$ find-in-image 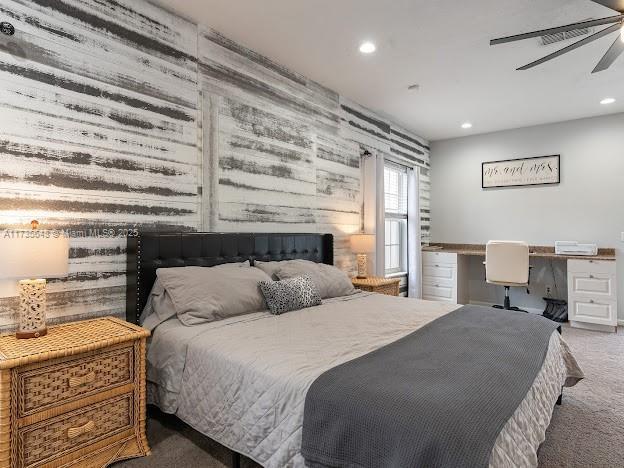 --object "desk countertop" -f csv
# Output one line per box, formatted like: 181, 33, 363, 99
422, 243, 616, 261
